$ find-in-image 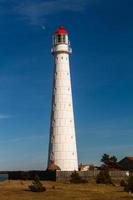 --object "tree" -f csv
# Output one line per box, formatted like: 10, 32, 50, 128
101, 154, 118, 169
29, 175, 46, 192
101, 154, 110, 166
